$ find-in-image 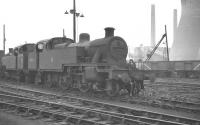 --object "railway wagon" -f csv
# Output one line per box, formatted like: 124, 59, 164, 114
136, 61, 200, 79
